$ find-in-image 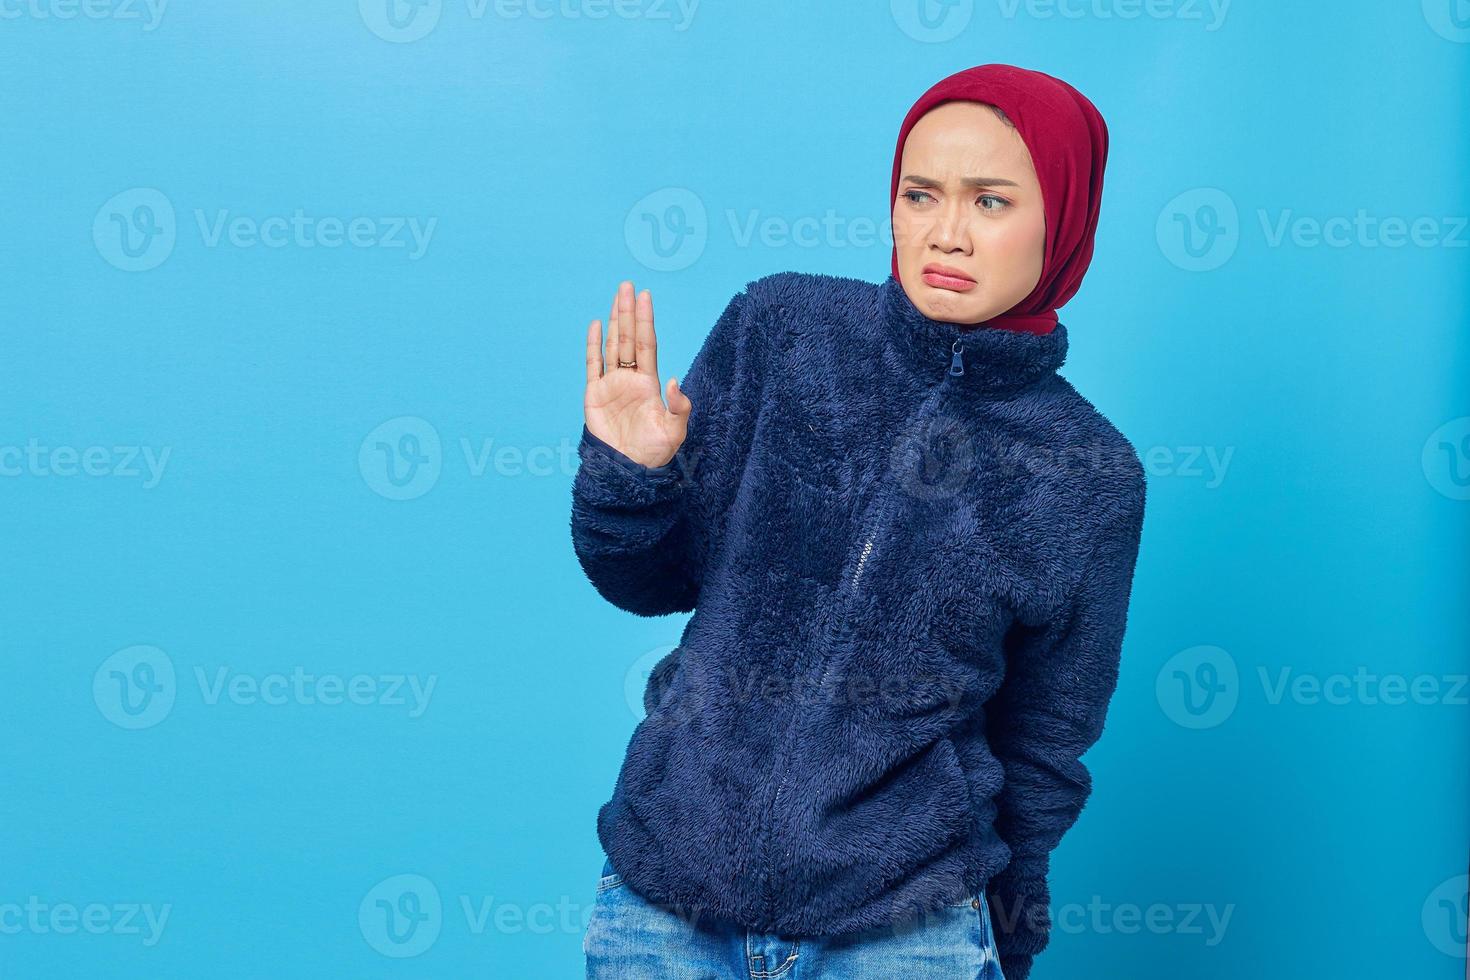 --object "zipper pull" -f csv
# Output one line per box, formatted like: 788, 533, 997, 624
949, 340, 965, 376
